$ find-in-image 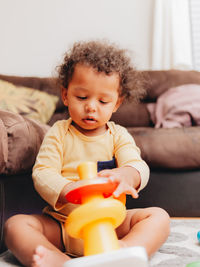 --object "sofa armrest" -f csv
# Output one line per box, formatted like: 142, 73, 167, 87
0, 110, 49, 175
